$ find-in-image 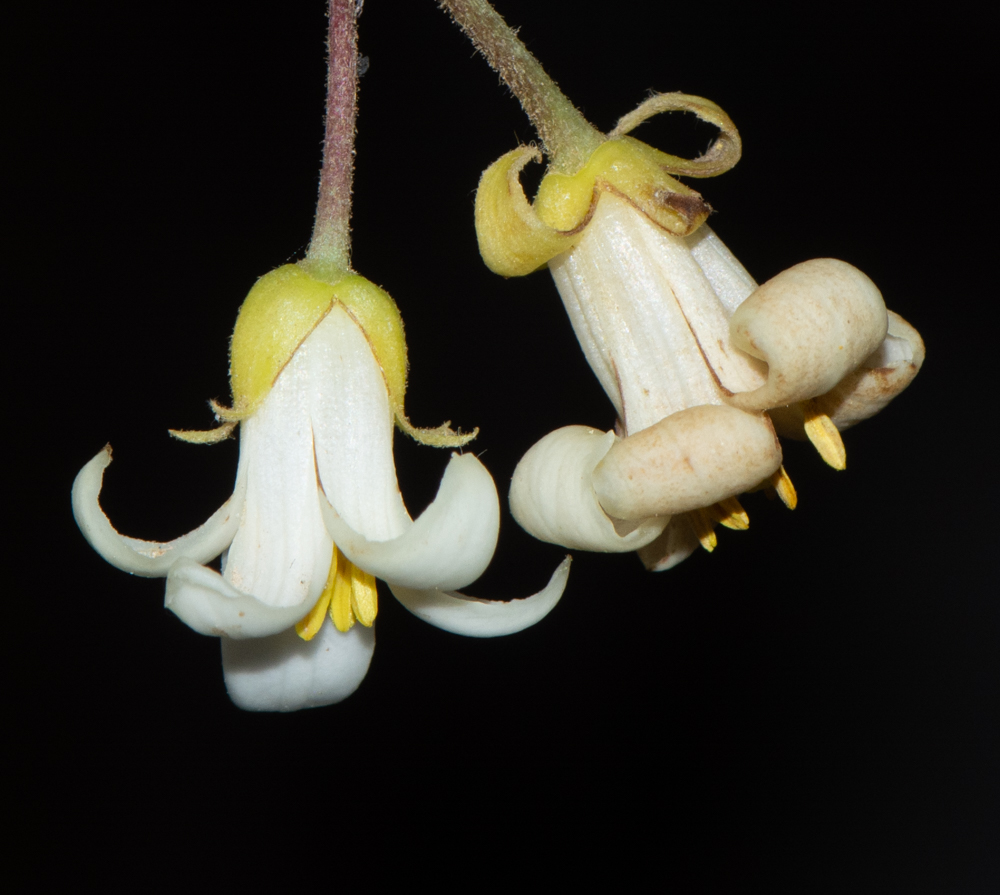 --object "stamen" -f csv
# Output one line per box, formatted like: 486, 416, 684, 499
713, 497, 749, 531
296, 546, 380, 636
690, 509, 718, 552
330, 550, 356, 632
770, 465, 798, 509
350, 566, 378, 627
803, 408, 847, 470
296, 545, 339, 641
